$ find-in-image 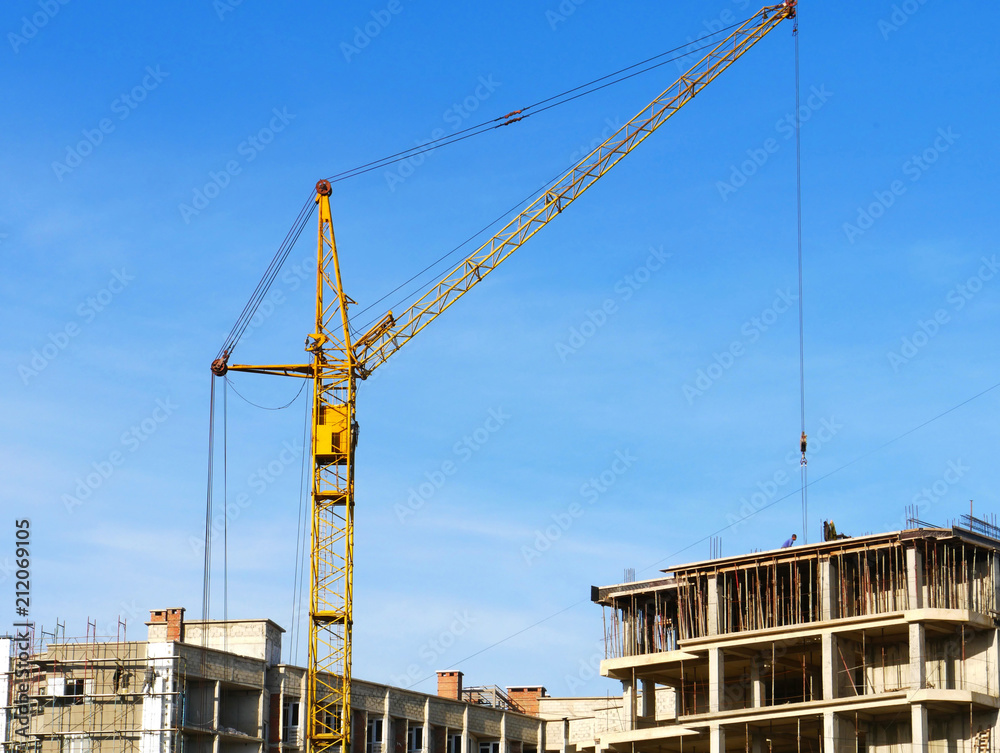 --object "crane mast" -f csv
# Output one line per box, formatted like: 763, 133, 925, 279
211, 4, 795, 753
